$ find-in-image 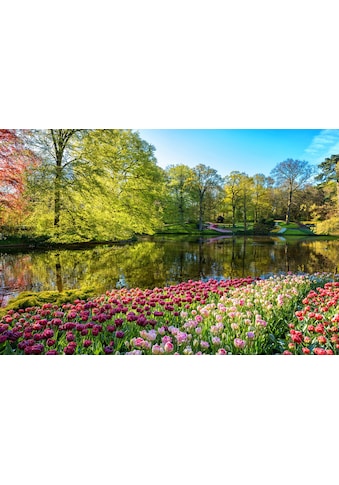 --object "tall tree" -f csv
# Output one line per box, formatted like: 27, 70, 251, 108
25, 129, 85, 237
25, 129, 165, 241
296, 184, 327, 221
0, 129, 39, 226
79, 129, 165, 239
315, 154, 339, 214
270, 159, 313, 223
238, 173, 253, 232
188, 164, 223, 230
252, 173, 273, 222
164, 164, 194, 224
224, 171, 243, 228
